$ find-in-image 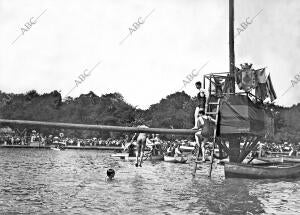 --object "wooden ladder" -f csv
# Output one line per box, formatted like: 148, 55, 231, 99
192, 98, 221, 177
